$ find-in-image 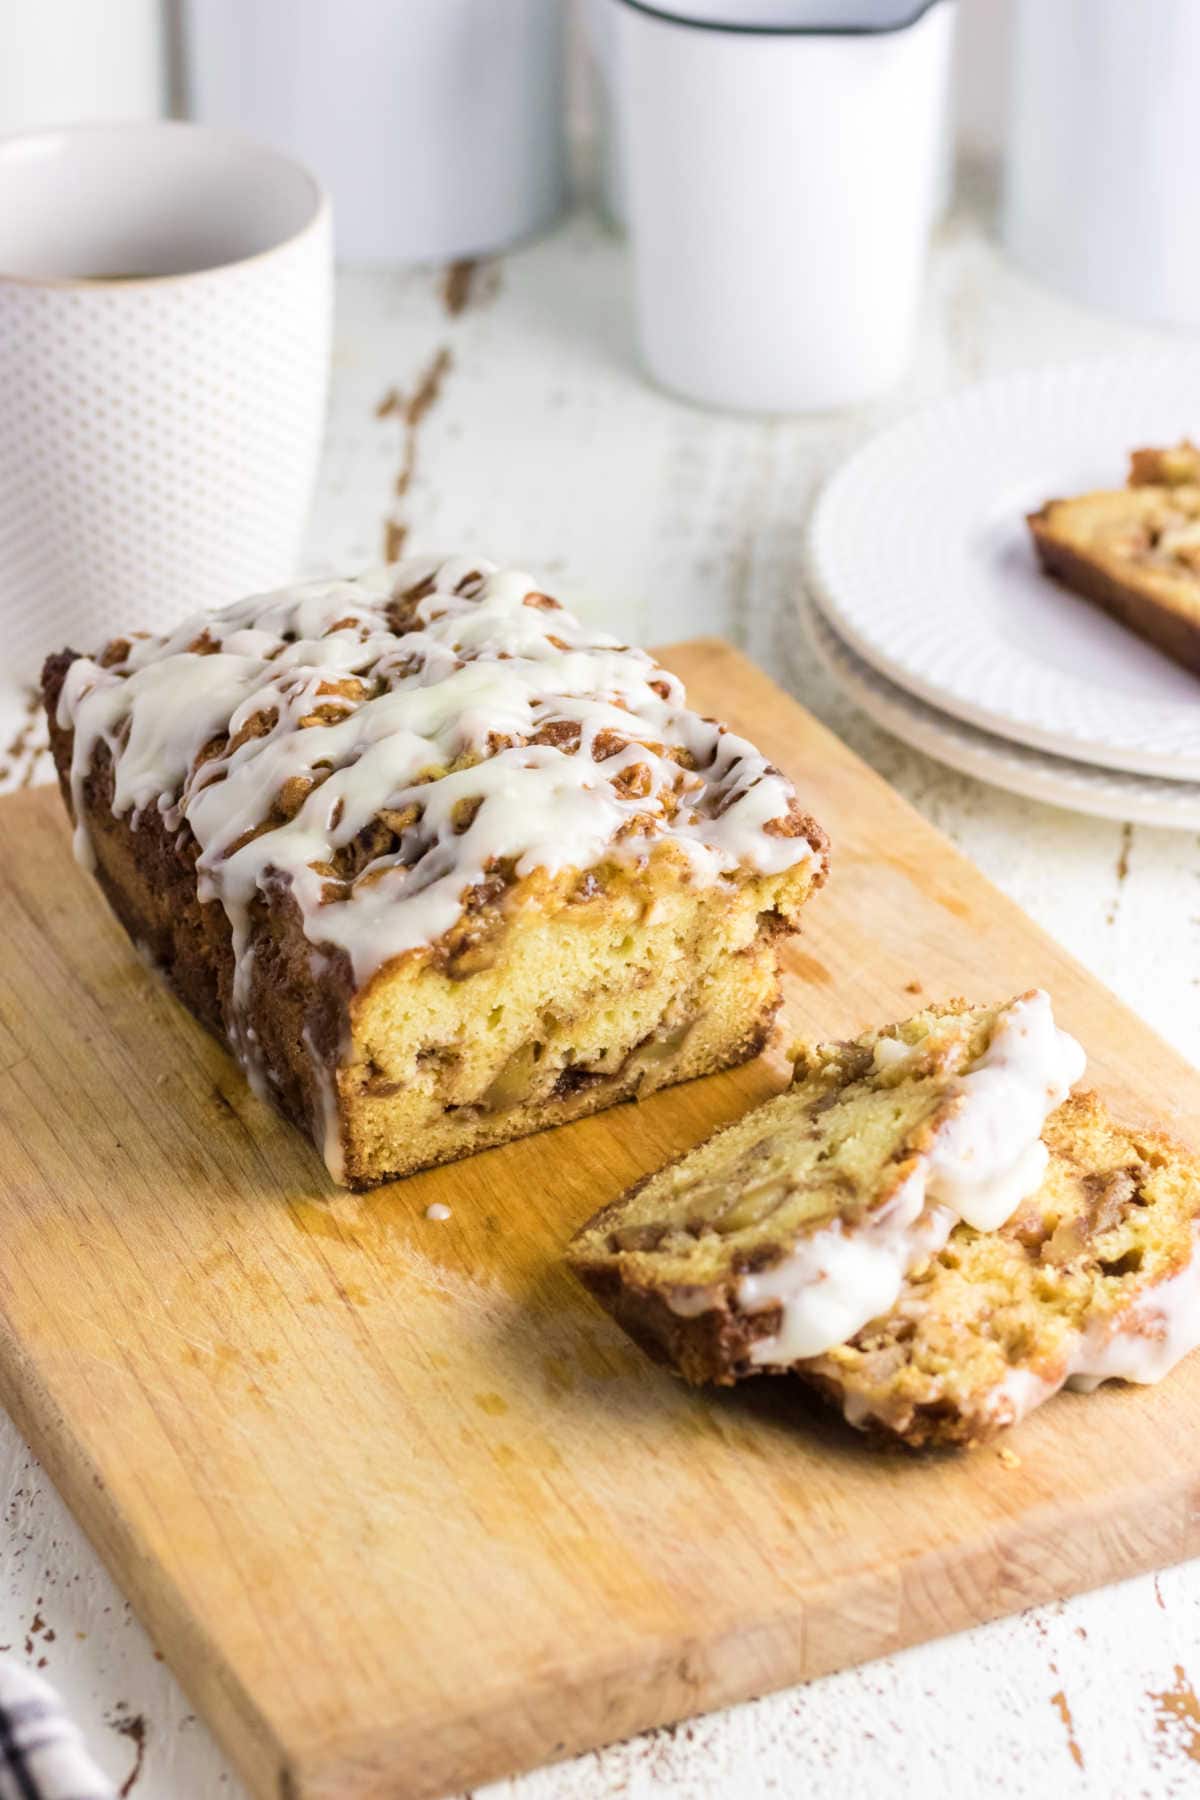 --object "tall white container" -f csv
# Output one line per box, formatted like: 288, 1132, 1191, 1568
0, 0, 165, 130
184, 0, 568, 265
586, 0, 629, 230
1003, 0, 1200, 327
615, 0, 956, 414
